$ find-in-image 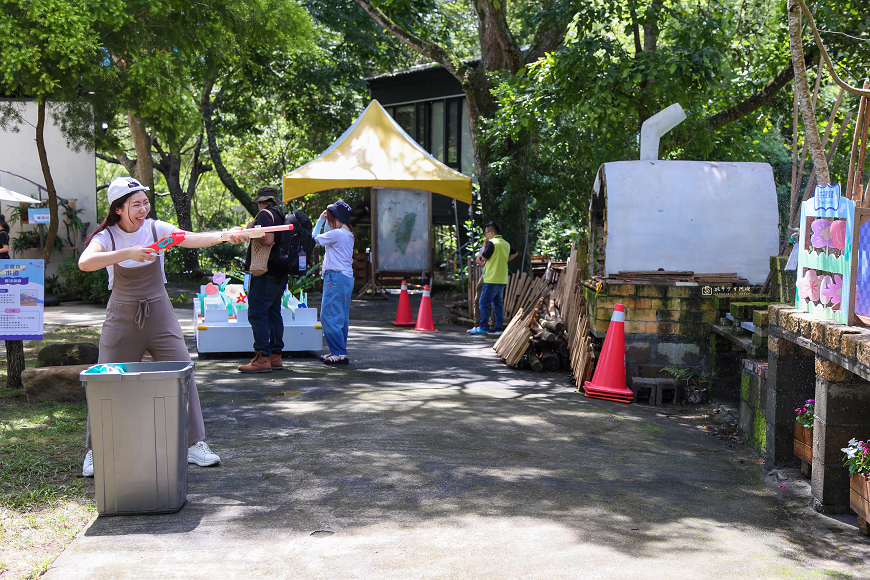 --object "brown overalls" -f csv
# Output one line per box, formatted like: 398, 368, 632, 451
85, 222, 206, 446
